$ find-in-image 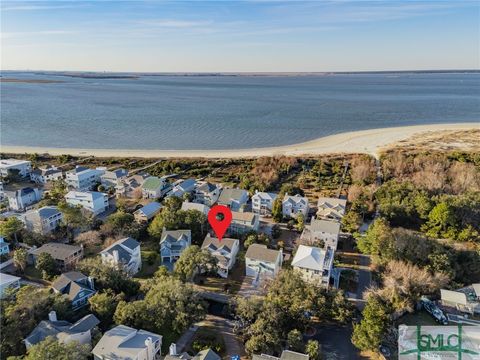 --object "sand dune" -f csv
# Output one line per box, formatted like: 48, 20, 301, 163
1, 123, 478, 159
